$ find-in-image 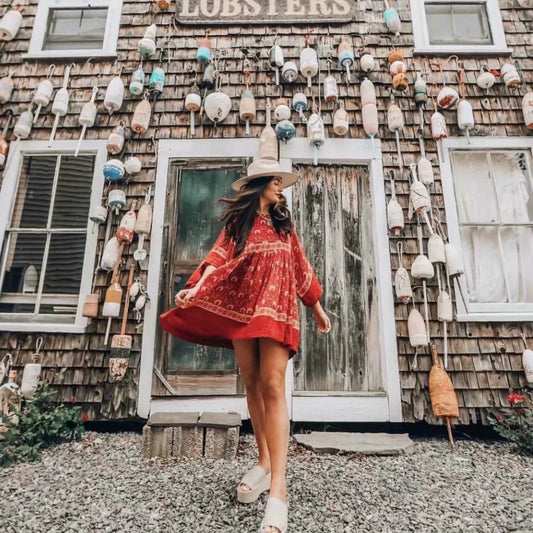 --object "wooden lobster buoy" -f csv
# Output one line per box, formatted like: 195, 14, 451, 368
0, 111, 13, 167
338, 39, 354, 82
408, 308, 427, 347
117, 201, 137, 244
501, 63, 521, 88
104, 65, 125, 114
108, 189, 126, 213
101, 236, 121, 271
270, 40, 284, 86
139, 24, 157, 58
281, 61, 298, 83
387, 172, 404, 235
0, 8, 23, 41
124, 156, 142, 175
428, 232, 445, 264
103, 159, 125, 182
522, 92, 533, 129
20, 338, 43, 398
205, 90, 232, 123
307, 111, 325, 166
32, 65, 55, 122
185, 86, 201, 137
134, 187, 153, 262
131, 95, 151, 134
259, 98, 278, 161
75, 84, 98, 157
444, 243, 463, 278
409, 163, 430, 214
300, 31, 318, 88
418, 157, 434, 186
106, 124, 125, 155
394, 242, 412, 302
333, 103, 349, 136
13, 107, 33, 139
324, 73, 338, 102
82, 293, 99, 318
476, 66, 496, 91
383, 0, 401, 35
196, 30, 211, 64
360, 50, 375, 73
361, 78, 376, 106
49, 64, 73, 147
0, 72, 14, 104
239, 85, 256, 136
292, 92, 308, 123
129, 64, 145, 96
